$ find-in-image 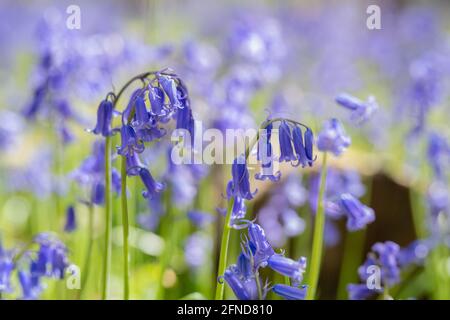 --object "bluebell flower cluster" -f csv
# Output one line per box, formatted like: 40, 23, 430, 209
317, 118, 351, 156
335, 93, 378, 124
223, 222, 307, 300
0, 233, 70, 300
347, 240, 428, 300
